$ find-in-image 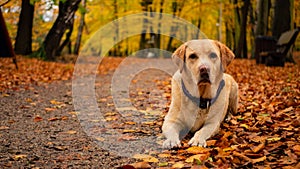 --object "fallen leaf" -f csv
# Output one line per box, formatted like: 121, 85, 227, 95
158, 153, 171, 158
0, 126, 9, 130
34, 116, 43, 122
45, 107, 56, 112
131, 161, 151, 168
64, 130, 77, 134
186, 146, 209, 154
172, 162, 185, 168
185, 154, 209, 163
48, 117, 60, 121
12, 154, 27, 160
251, 141, 265, 153
50, 100, 63, 105
252, 156, 267, 164
95, 137, 105, 142
133, 154, 159, 163
158, 162, 168, 167
267, 137, 281, 142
